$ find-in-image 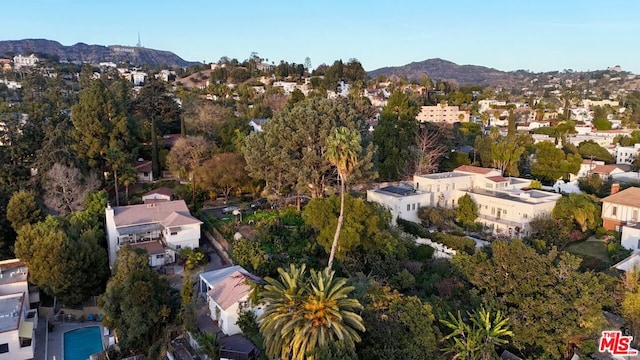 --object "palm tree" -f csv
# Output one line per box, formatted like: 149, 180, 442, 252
259, 264, 365, 360
325, 127, 361, 269
440, 307, 513, 360
197, 332, 220, 360
259, 264, 307, 360
119, 164, 137, 204
105, 146, 125, 206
